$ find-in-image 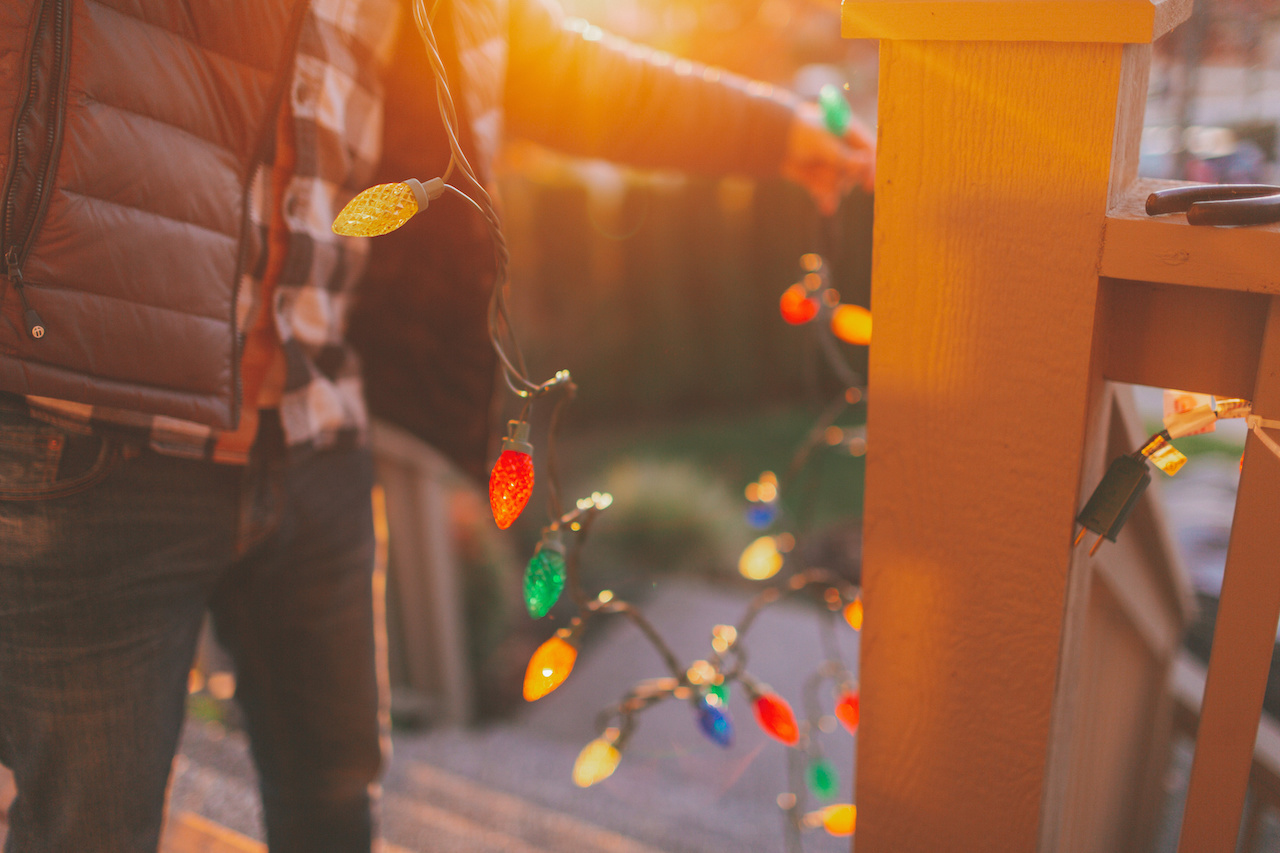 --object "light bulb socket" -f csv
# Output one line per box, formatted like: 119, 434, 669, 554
557, 618, 585, 647
538, 529, 566, 555
502, 419, 533, 455
609, 722, 634, 754
404, 177, 446, 212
